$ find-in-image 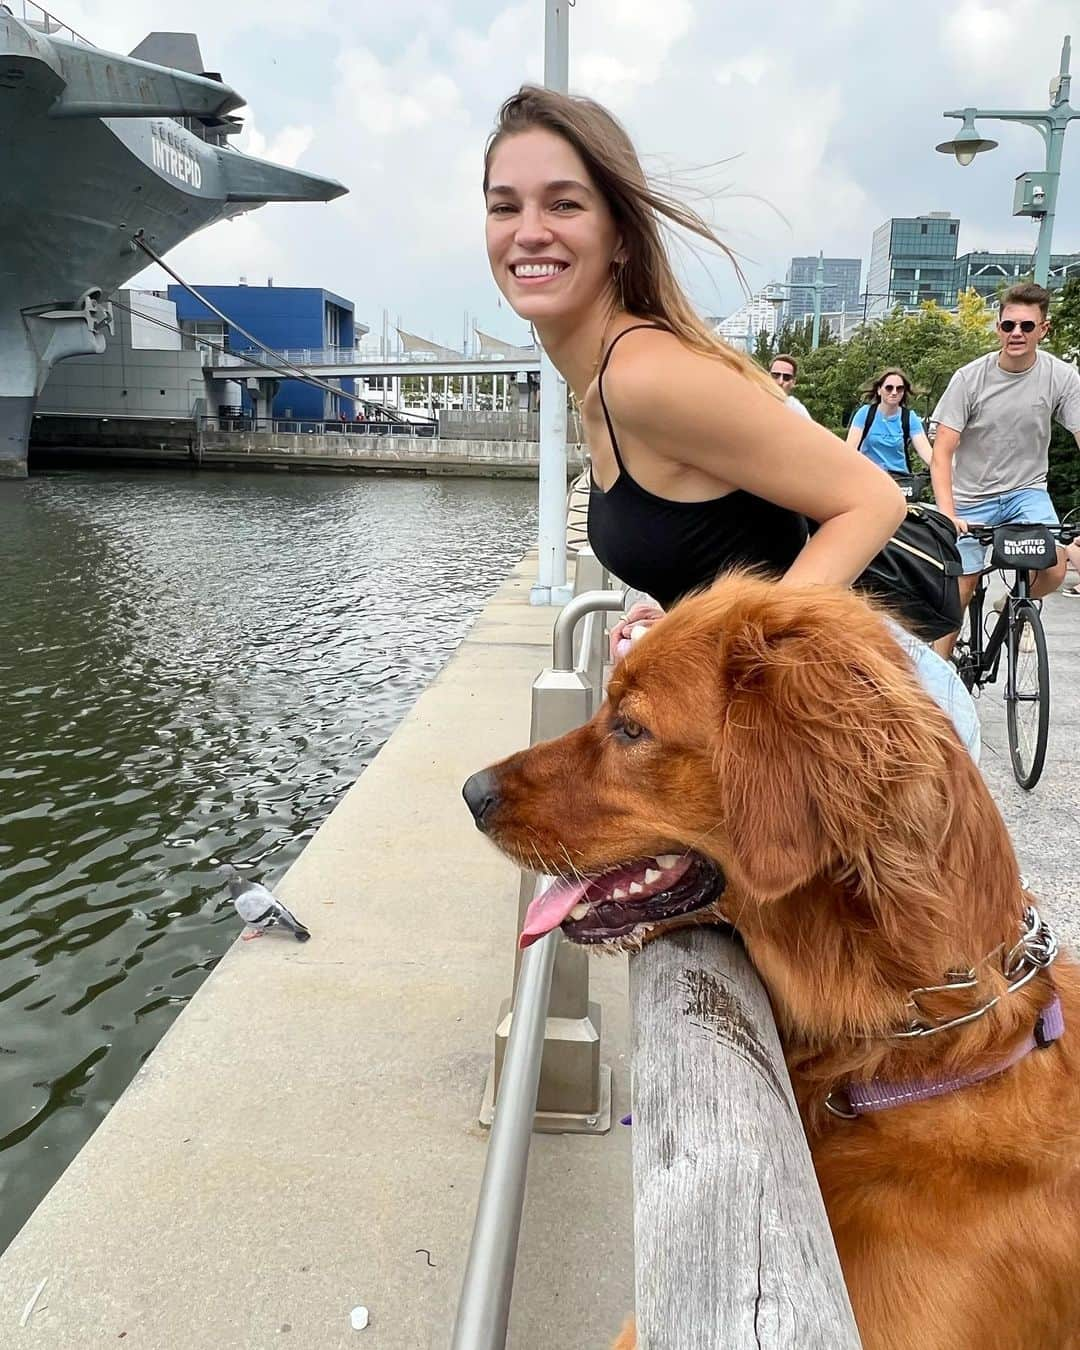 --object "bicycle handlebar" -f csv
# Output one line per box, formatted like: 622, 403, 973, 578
963, 521, 1078, 548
